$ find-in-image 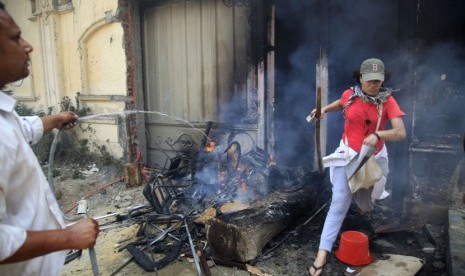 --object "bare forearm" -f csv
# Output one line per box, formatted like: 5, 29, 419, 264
376, 117, 406, 142
0, 229, 71, 264
41, 112, 78, 134
0, 218, 98, 264
376, 128, 406, 142
311, 99, 342, 119
322, 99, 342, 113
41, 115, 57, 133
